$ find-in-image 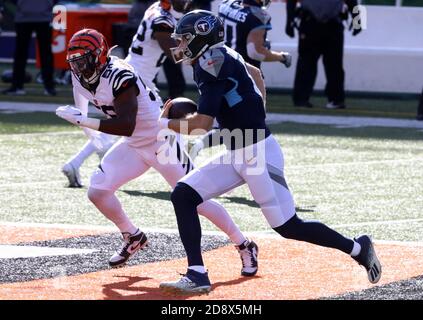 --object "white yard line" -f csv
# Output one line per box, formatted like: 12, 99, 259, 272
266, 113, 423, 129
0, 131, 81, 138
0, 245, 97, 259
0, 180, 66, 188
2, 101, 423, 129
288, 157, 423, 169
332, 218, 423, 228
